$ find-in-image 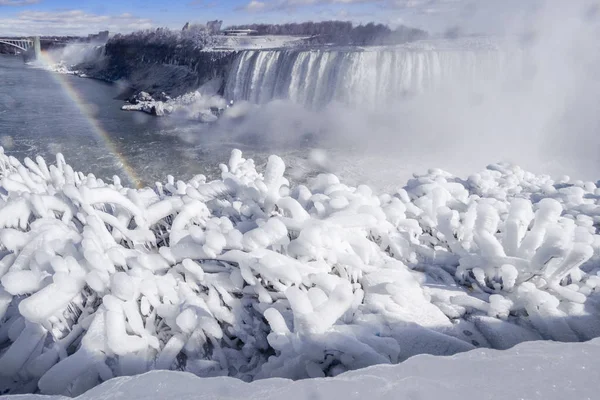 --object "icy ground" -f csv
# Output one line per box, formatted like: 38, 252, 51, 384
0, 147, 600, 396
7, 337, 600, 400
